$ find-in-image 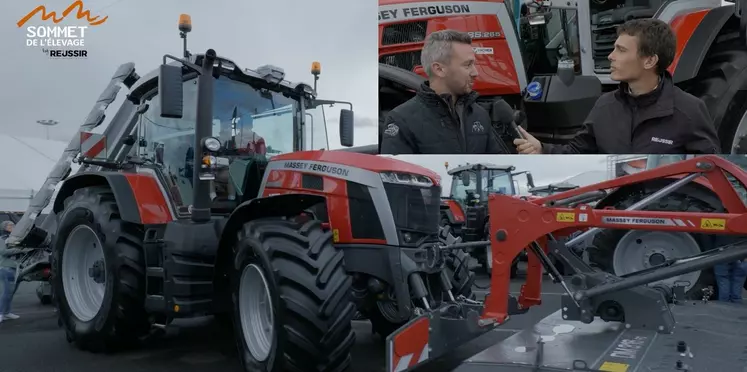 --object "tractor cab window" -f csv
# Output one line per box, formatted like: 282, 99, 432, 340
139, 76, 306, 213
483, 171, 514, 197
450, 171, 478, 205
